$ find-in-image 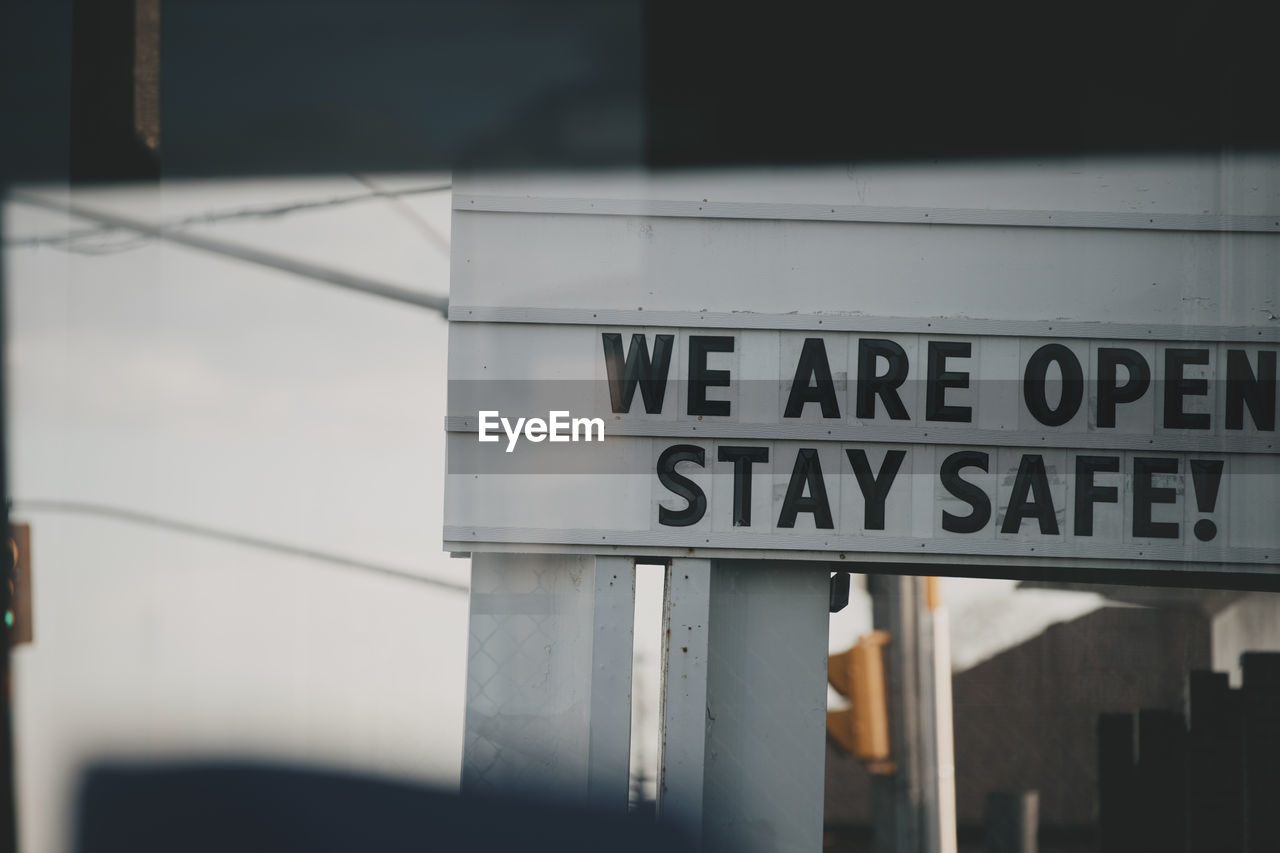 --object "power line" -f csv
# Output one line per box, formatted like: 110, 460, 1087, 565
7, 192, 449, 316
5, 182, 452, 251
351, 174, 451, 255
12, 499, 469, 594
